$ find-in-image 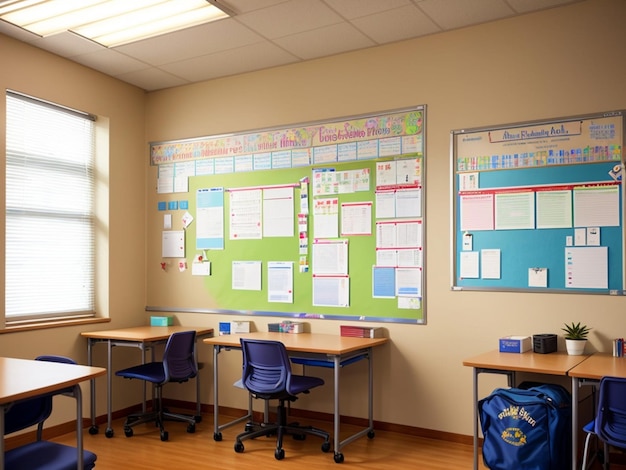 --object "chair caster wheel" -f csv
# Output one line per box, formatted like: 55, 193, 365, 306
105, 428, 114, 438
322, 442, 331, 453
293, 433, 306, 441
367, 430, 375, 439
234, 442, 244, 453
88, 426, 99, 435
275, 448, 285, 460
124, 427, 133, 438
334, 452, 344, 463
160, 430, 169, 441
187, 423, 196, 433
214, 432, 222, 441
194, 415, 202, 423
